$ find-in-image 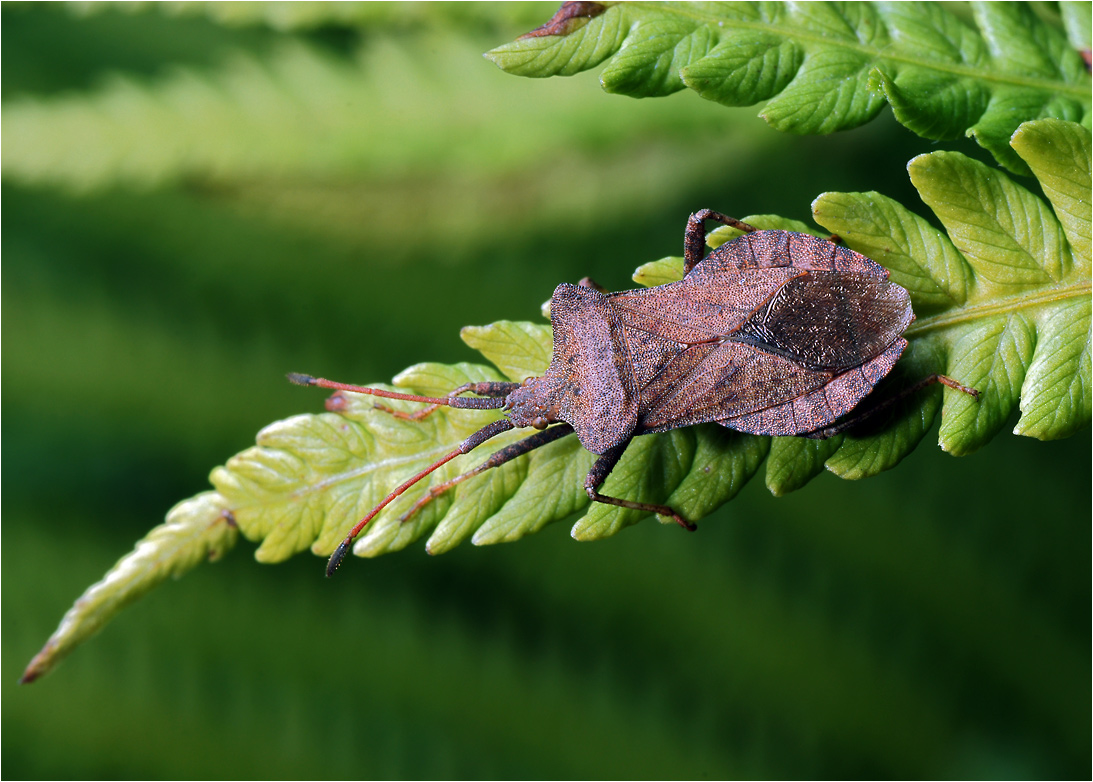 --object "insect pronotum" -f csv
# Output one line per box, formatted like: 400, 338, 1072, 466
292, 210, 978, 576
